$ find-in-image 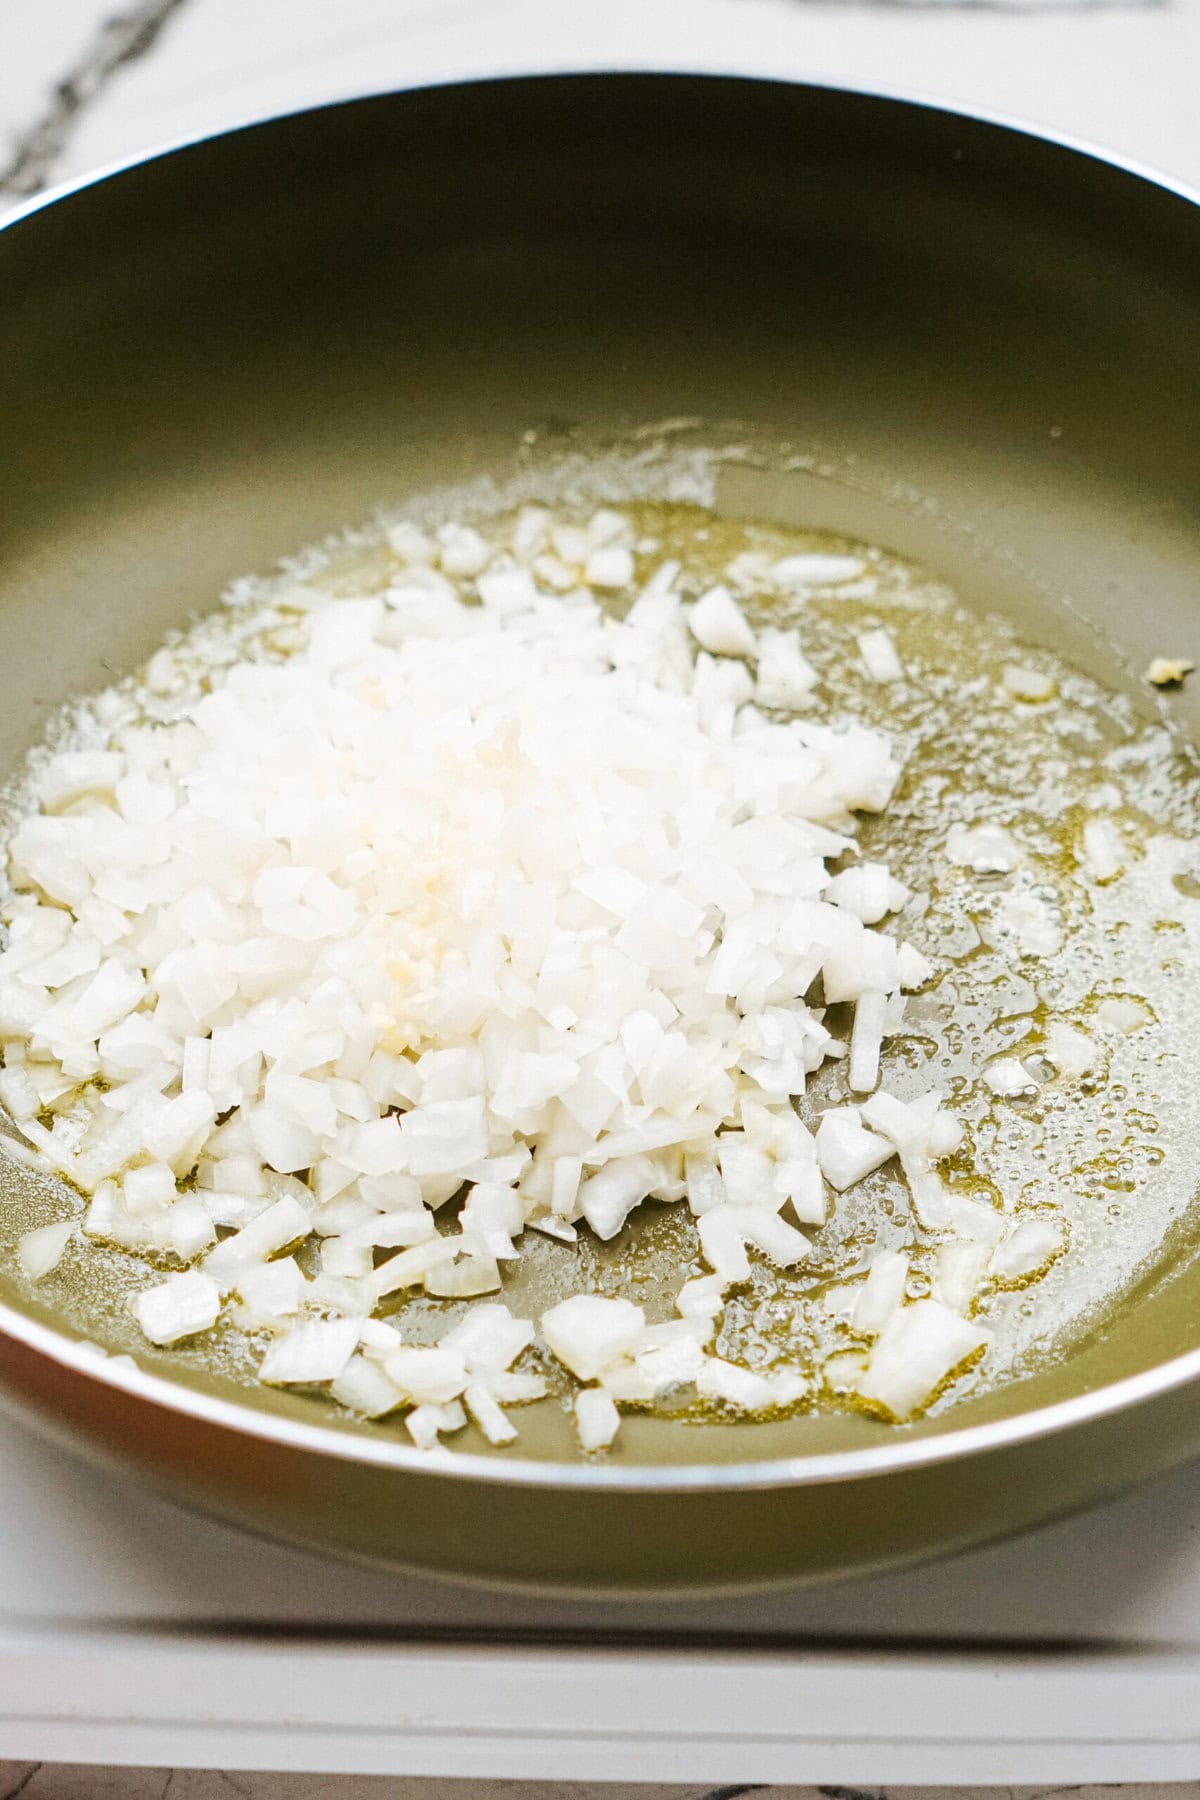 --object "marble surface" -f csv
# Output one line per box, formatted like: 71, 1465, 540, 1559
2, 0, 1200, 212
4, 0, 1200, 1791
1, 1782, 1198, 1800
0, 1779, 985, 1798
0, 1775, 1199, 1799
